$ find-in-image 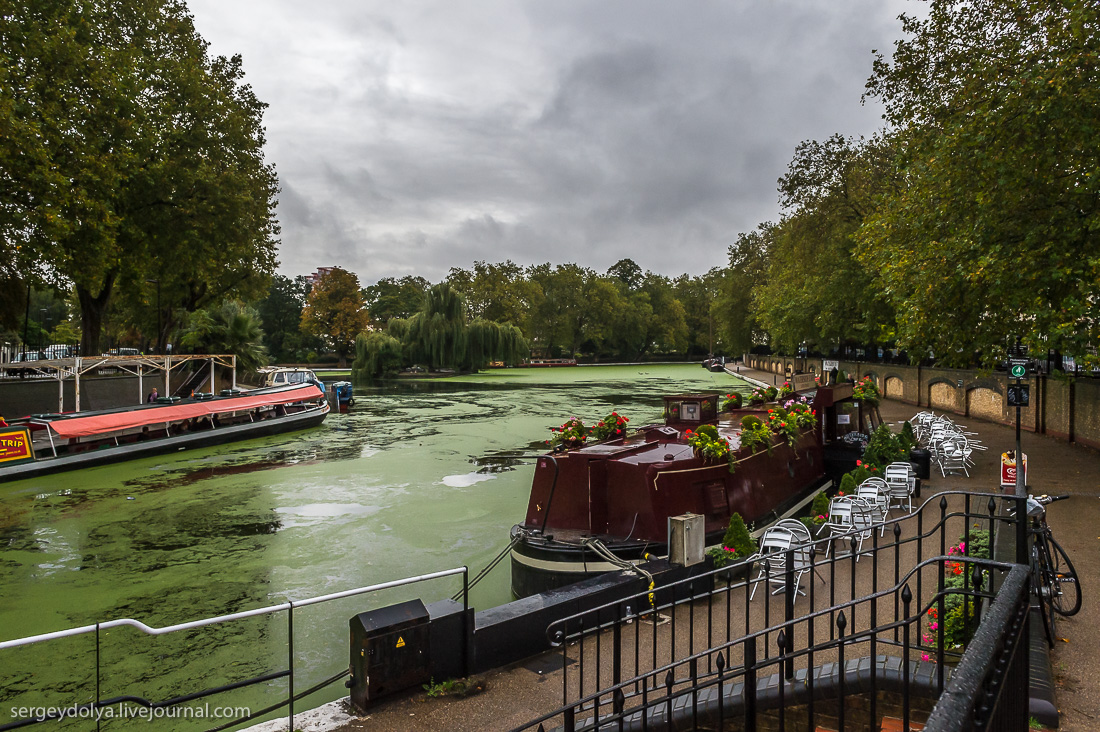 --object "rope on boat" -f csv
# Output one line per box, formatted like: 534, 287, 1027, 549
581, 537, 656, 607
452, 535, 522, 601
